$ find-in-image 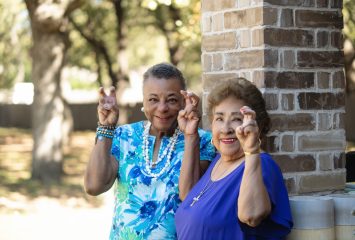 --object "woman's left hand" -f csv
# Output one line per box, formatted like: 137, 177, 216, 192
236, 106, 260, 153
178, 90, 200, 135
